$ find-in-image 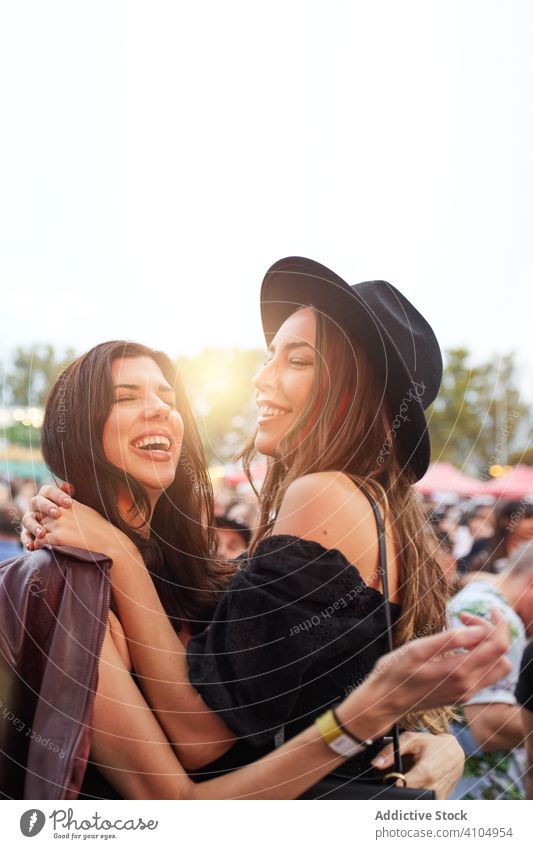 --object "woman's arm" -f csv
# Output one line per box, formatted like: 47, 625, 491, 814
92, 621, 386, 800
106, 533, 237, 769
21, 484, 512, 776
92, 612, 509, 800
22, 486, 236, 770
